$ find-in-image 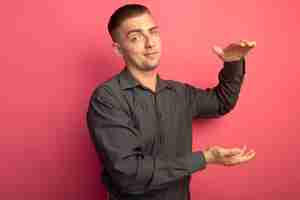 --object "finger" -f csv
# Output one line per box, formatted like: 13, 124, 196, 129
237, 151, 256, 163
249, 41, 256, 47
238, 146, 252, 157
226, 148, 256, 163
240, 145, 247, 155
212, 45, 224, 56
241, 40, 256, 48
235, 40, 248, 47
241, 39, 251, 47
234, 149, 256, 159
240, 41, 247, 47
244, 149, 256, 158
212, 45, 225, 60
224, 151, 256, 166
242, 151, 256, 162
